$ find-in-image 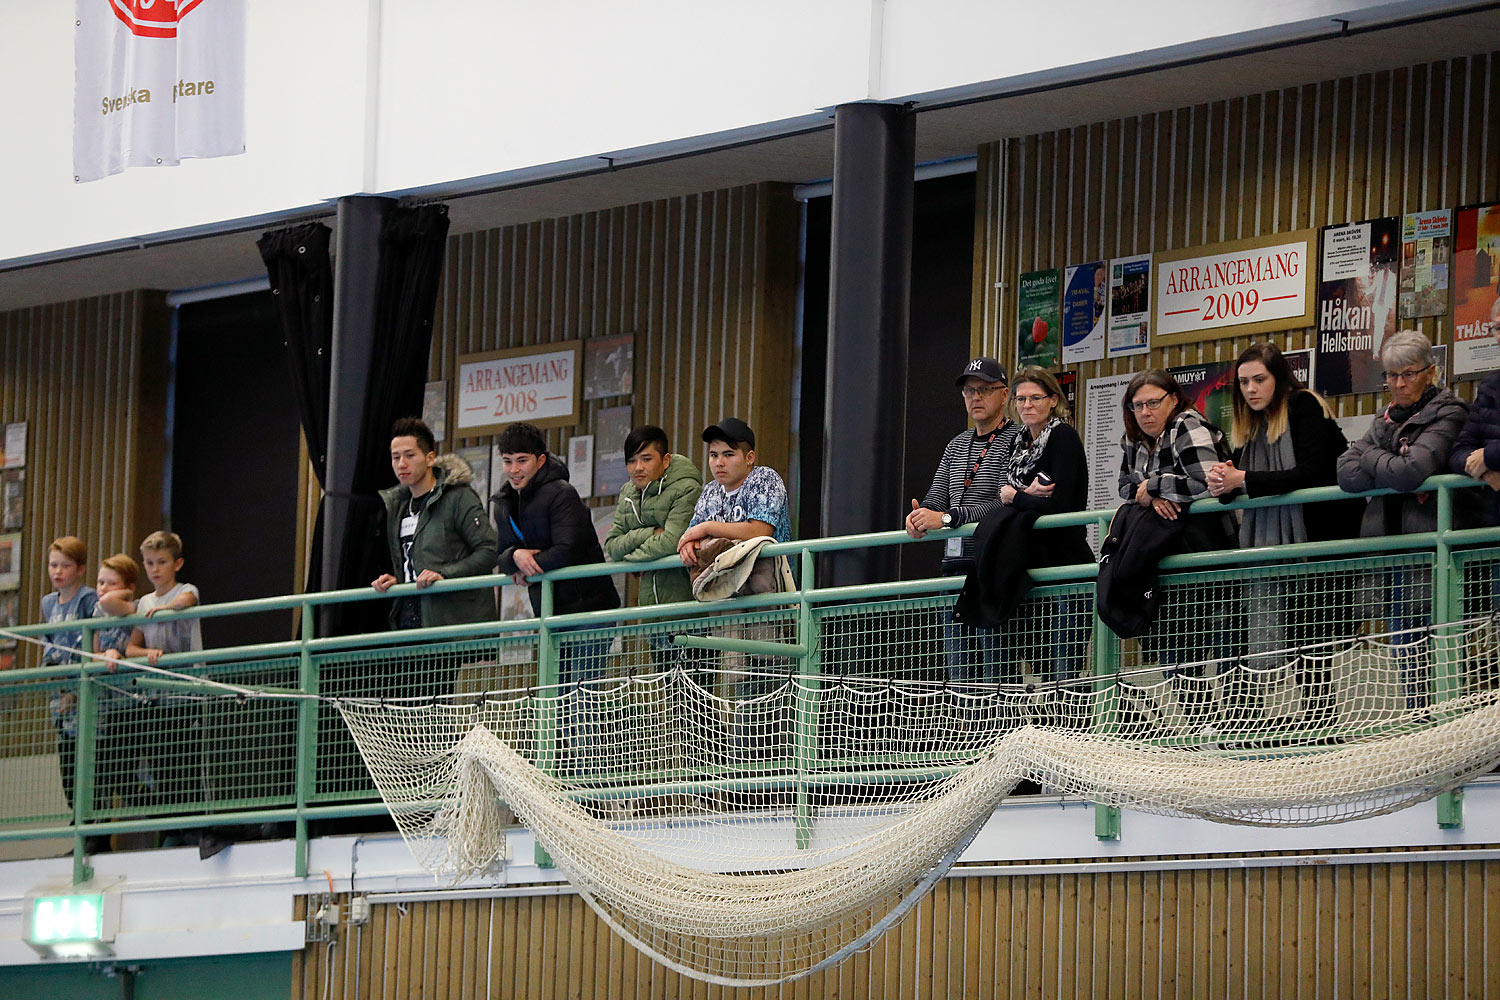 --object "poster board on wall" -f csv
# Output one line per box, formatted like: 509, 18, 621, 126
567, 435, 595, 498
1400, 209, 1452, 320
1016, 269, 1061, 369
1453, 203, 1500, 378
1107, 253, 1152, 359
422, 381, 448, 443
1061, 260, 1107, 364
1152, 230, 1317, 345
1082, 370, 1137, 553
592, 406, 632, 497
583, 334, 635, 400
